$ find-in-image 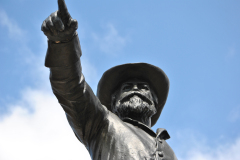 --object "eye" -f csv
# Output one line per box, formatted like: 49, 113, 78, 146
139, 84, 149, 90
122, 84, 132, 91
